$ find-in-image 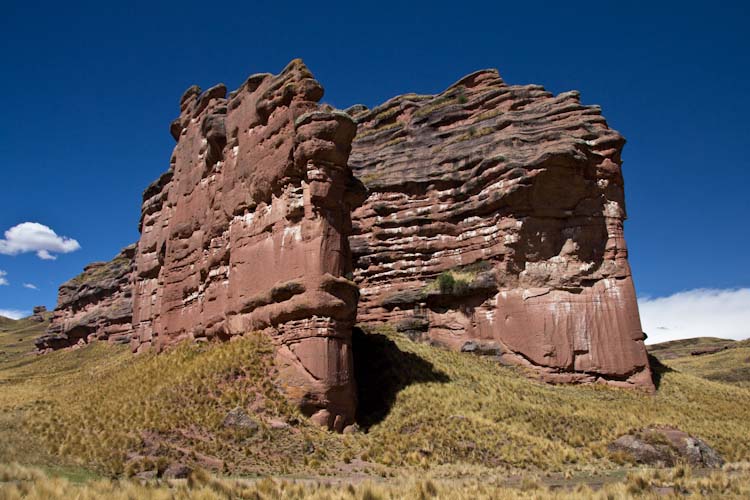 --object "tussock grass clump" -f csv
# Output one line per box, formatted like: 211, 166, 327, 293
424, 261, 491, 295
413, 94, 461, 118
